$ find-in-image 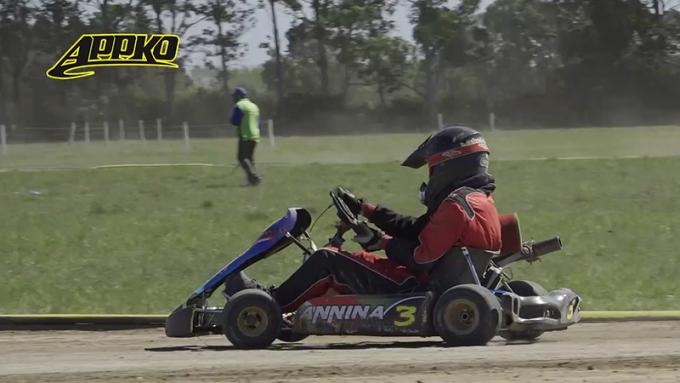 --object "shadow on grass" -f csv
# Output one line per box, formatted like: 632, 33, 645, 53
205, 183, 229, 189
